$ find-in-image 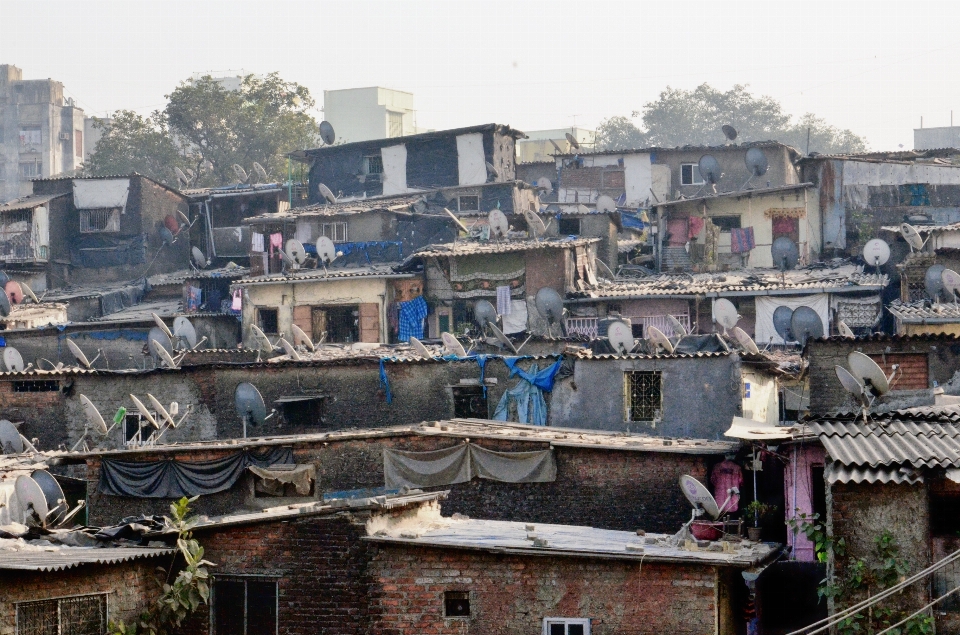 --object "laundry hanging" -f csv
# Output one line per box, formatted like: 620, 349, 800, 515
496, 285, 512, 315
251, 232, 265, 252
397, 295, 428, 342
492, 358, 564, 426
730, 227, 756, 253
